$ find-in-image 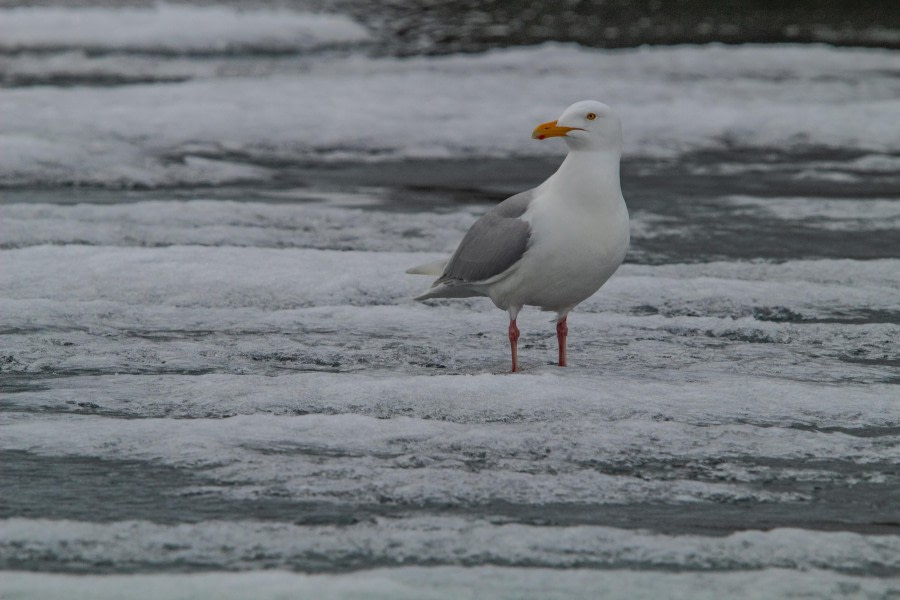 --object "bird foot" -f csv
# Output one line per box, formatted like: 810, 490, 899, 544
509, 319, 520, 372
557, 317, 568, 367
